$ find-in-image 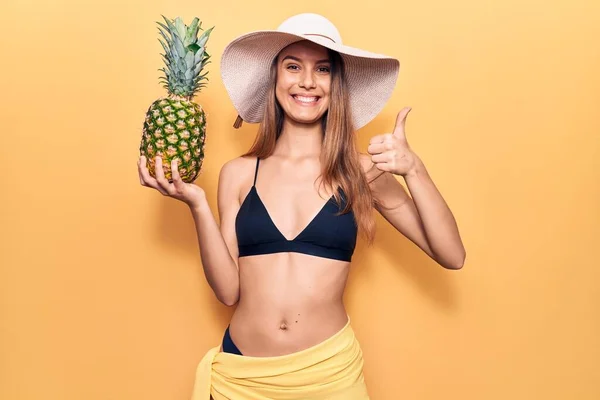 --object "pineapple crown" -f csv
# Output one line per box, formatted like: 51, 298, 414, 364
157, 15, 214, 98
